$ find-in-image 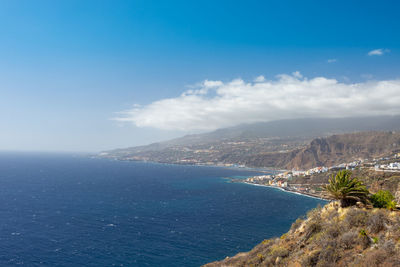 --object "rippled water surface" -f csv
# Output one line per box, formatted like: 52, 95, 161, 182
0, 153, 325, 266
